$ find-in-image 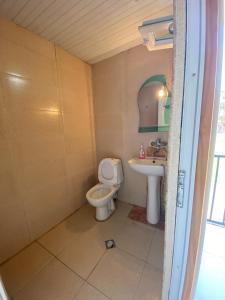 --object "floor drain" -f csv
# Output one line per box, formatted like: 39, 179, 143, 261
105, 239, 116, 249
